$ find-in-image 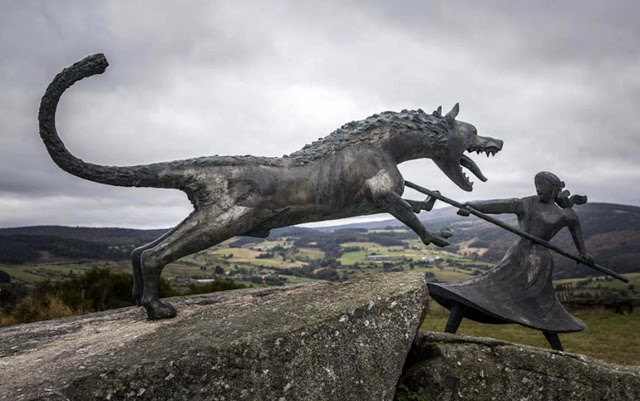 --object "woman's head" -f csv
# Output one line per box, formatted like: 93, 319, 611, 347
534, 171, 587, 208
534, 171, 563, 203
